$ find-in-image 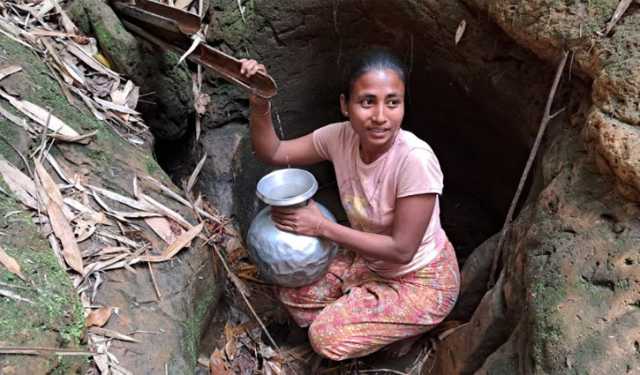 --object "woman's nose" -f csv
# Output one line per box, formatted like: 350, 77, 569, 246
372, 104, 386, 123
